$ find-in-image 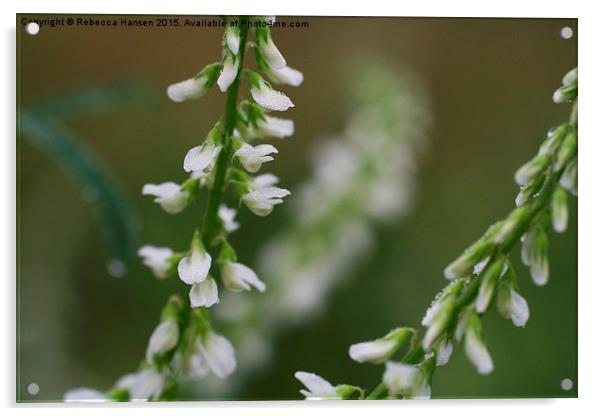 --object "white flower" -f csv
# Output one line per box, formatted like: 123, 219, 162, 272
225, 27, 240, 54
436, 339, 453, 366
498, 287, 530, 327
142, 182, 189, 214
251, 84, 294, 112
242, 186, 290, 216
183, 142, 222, 174
235, 143, 278, 173
464, 327, 494, 375
250, 173, 280, 190
189, 277, 219, 308
64, 388, 106, 402
294, 371, 340, 400
218, 204, 240, 233
257, 116, 295, 139
349, 338, 398, 364
187, 342, 210, 379
530, 250, 549, 286
382, 362, 431, 399
116, 369, 165, 401
221, 261, 266, 292
258, 35, 286, 69
177, 247, 211, 285
167, 77, 207, 103
198, 332, 236, 379
265, 66, 304, 87
217, 55, 239, 92
138, 245, 173, 279
146, 319, 179, 362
